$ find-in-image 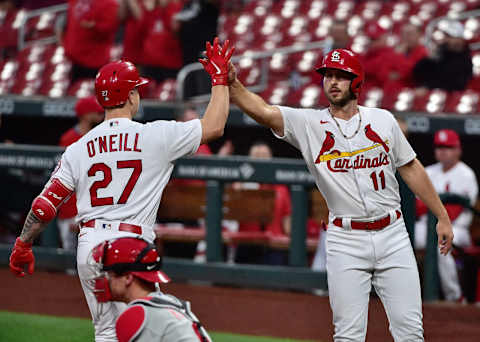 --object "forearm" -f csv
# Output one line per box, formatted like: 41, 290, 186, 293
19, 209, 48, 244
200, 85, 229, 143
230, 79, 279, 129
398, 159, 449, 221
126, 0, 143, 20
